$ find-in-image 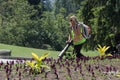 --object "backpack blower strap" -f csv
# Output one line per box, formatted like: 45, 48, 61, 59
80, 22, 91, 39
